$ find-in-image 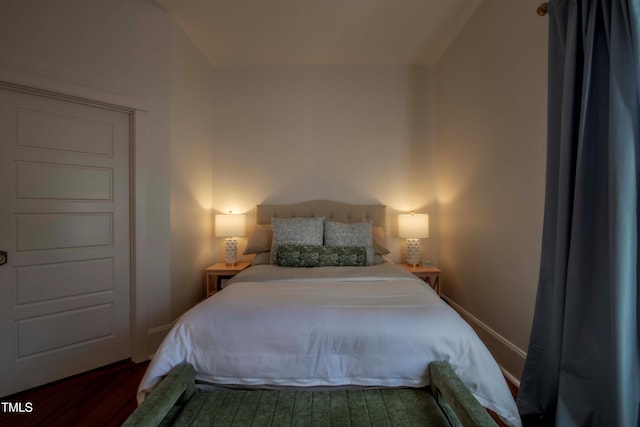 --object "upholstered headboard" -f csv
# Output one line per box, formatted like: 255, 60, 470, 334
256, 200, 386, 227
